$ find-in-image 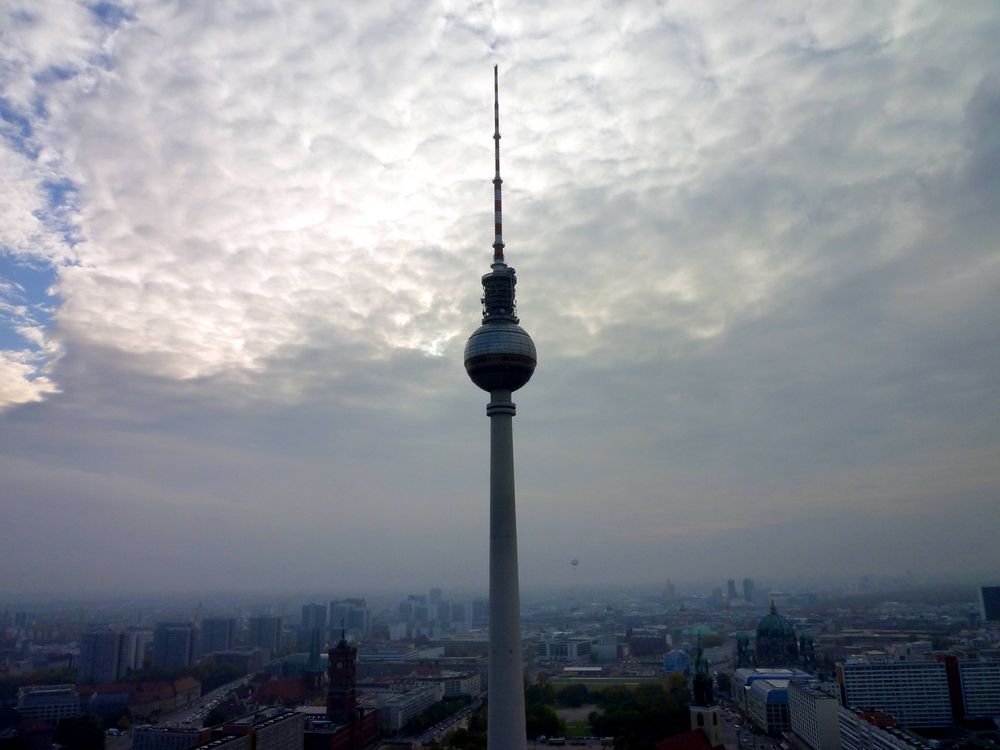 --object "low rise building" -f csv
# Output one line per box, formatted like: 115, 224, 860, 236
376, 686, 441, 732
16, 684, 80, 723
837, 709, 934, 750
439, 671, 481, 698
536, 637, 592, 663
134, 726, 212, 750
223, 709, 305, 750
